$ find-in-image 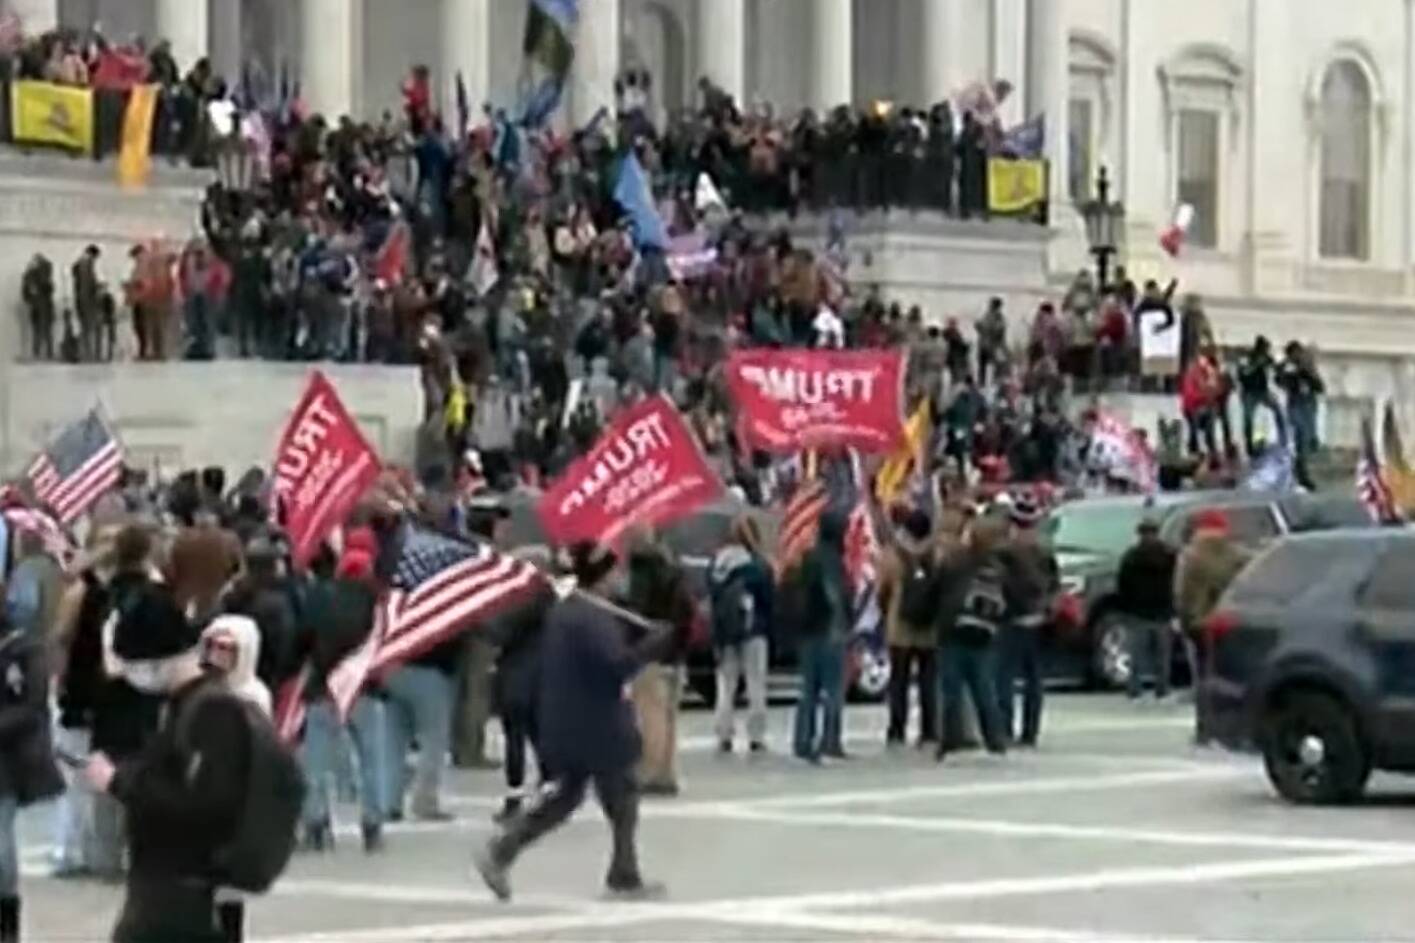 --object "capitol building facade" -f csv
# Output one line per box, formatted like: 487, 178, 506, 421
6, 0, 1415, 456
